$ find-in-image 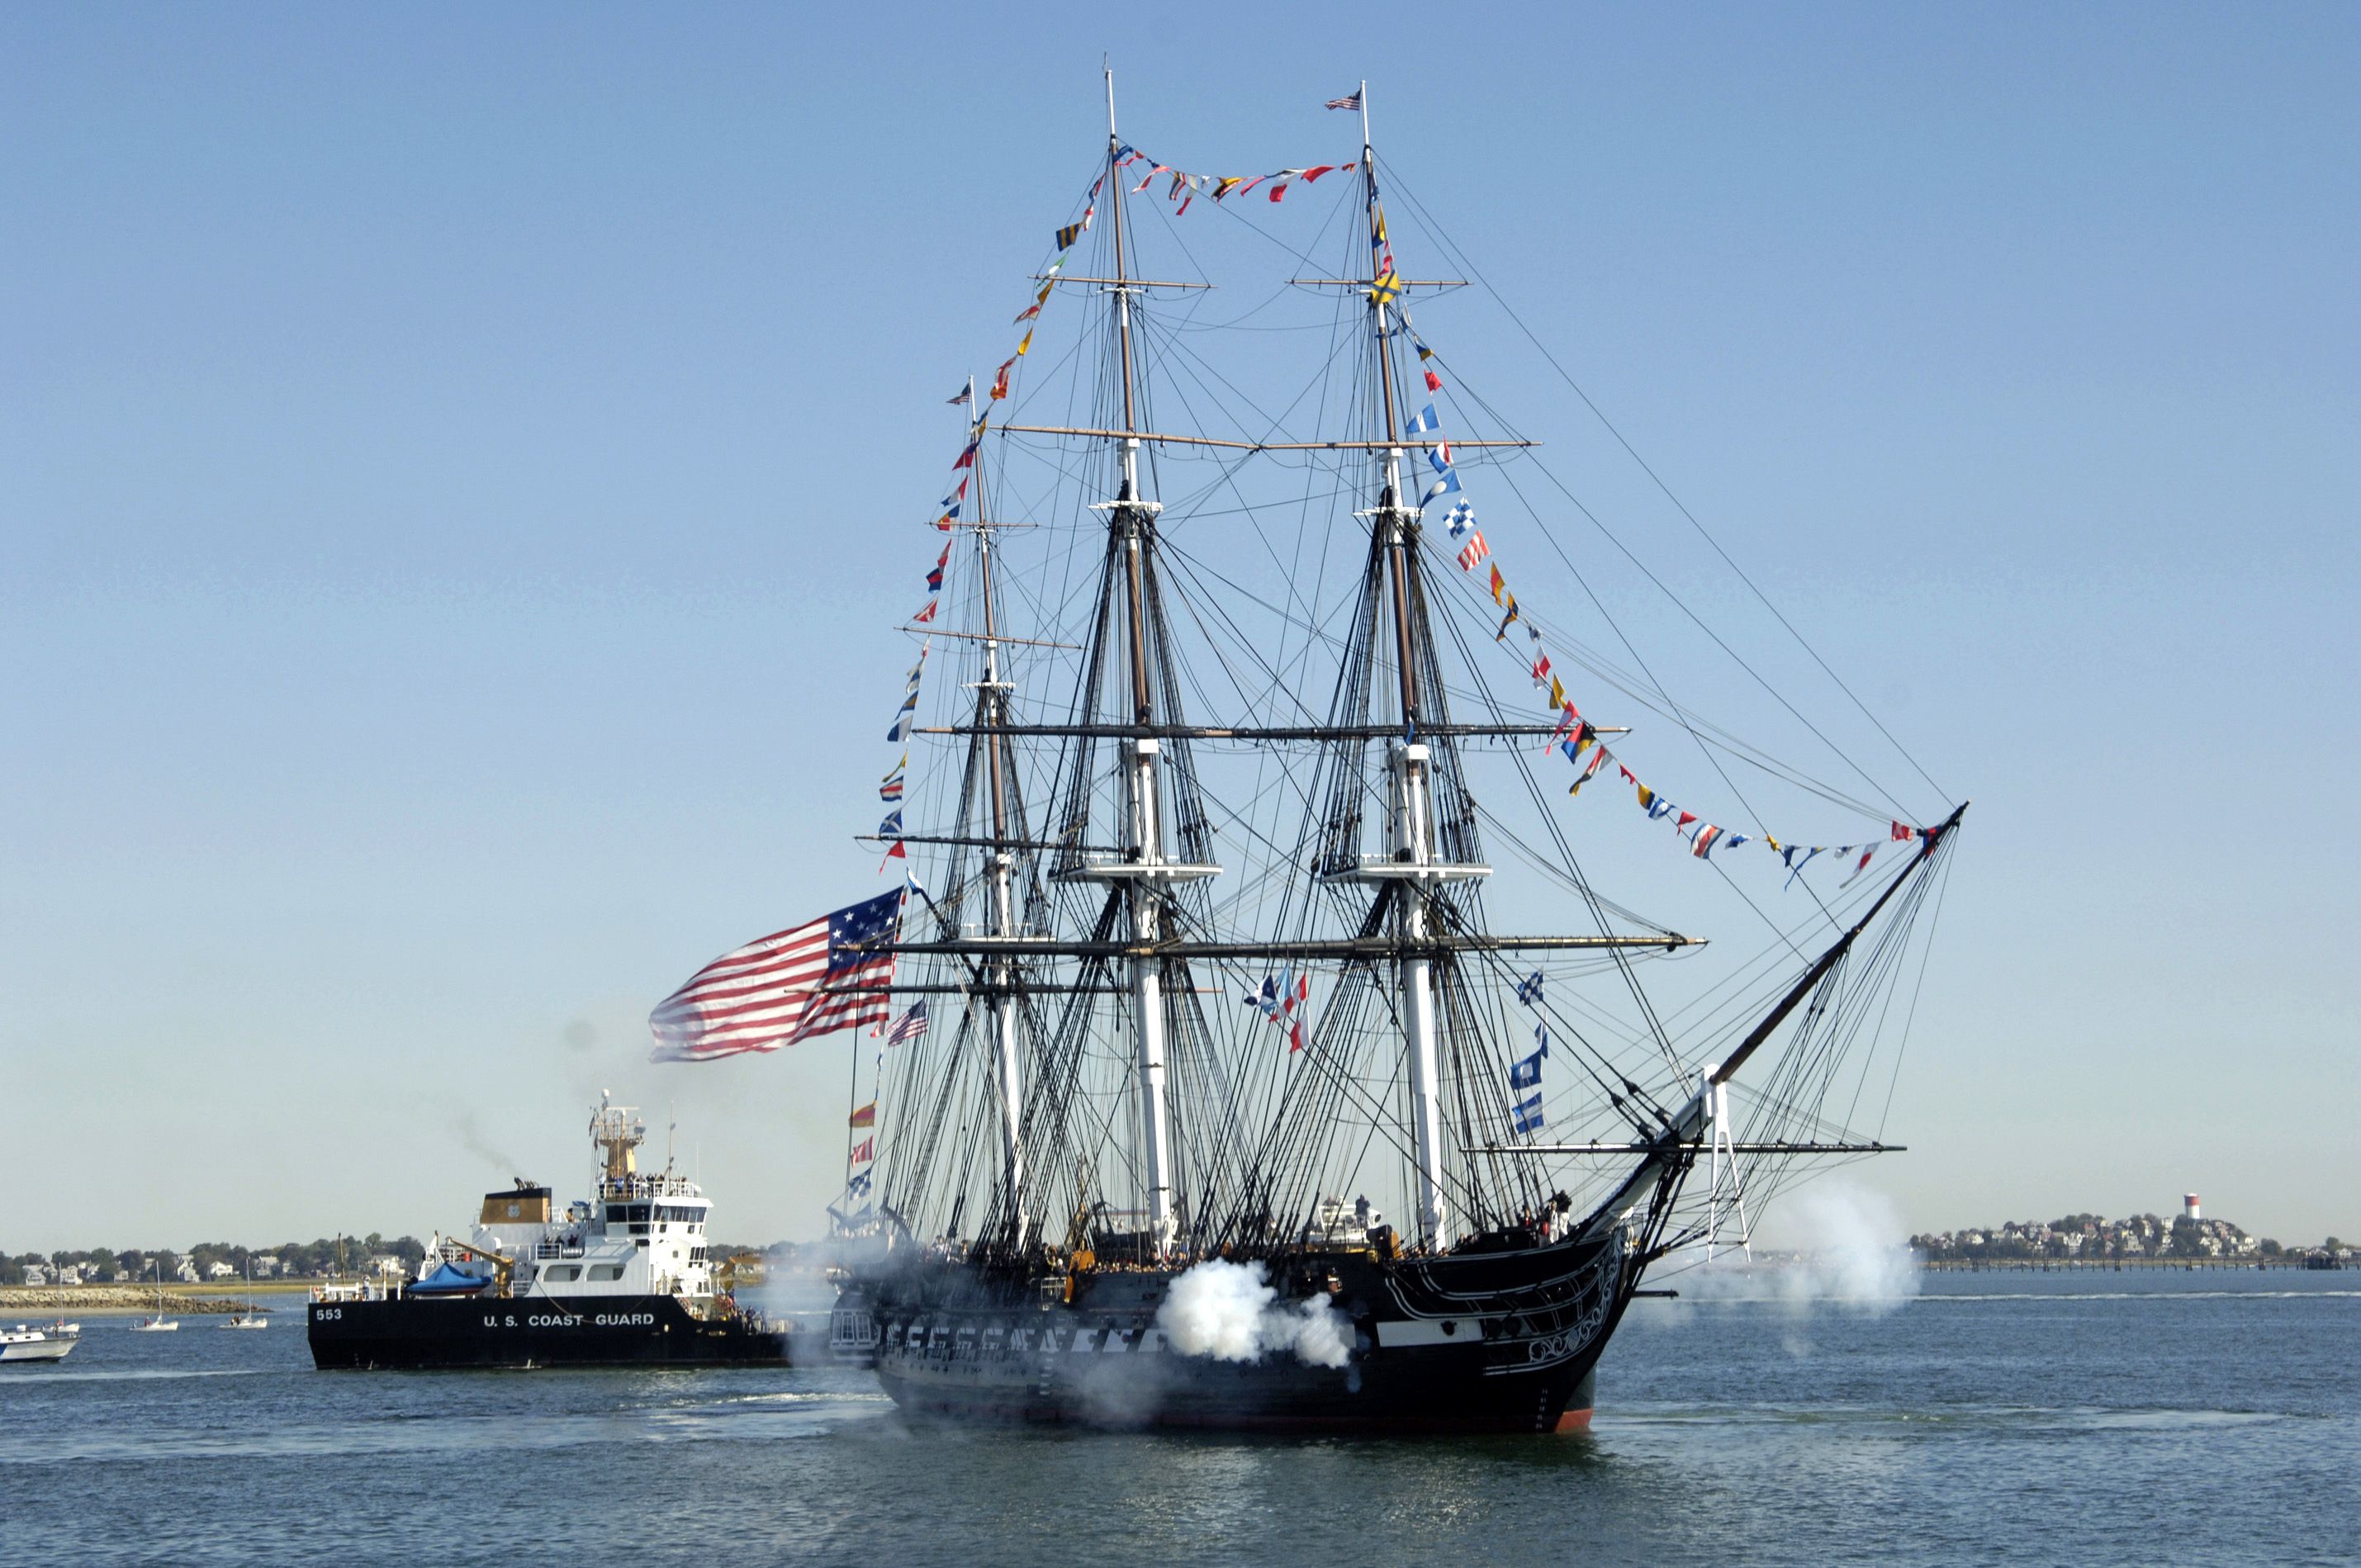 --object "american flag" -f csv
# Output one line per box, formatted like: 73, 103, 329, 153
883, 1000, 929, 1046
1325, 89, 1362, 111
648, 892, 901, 1063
